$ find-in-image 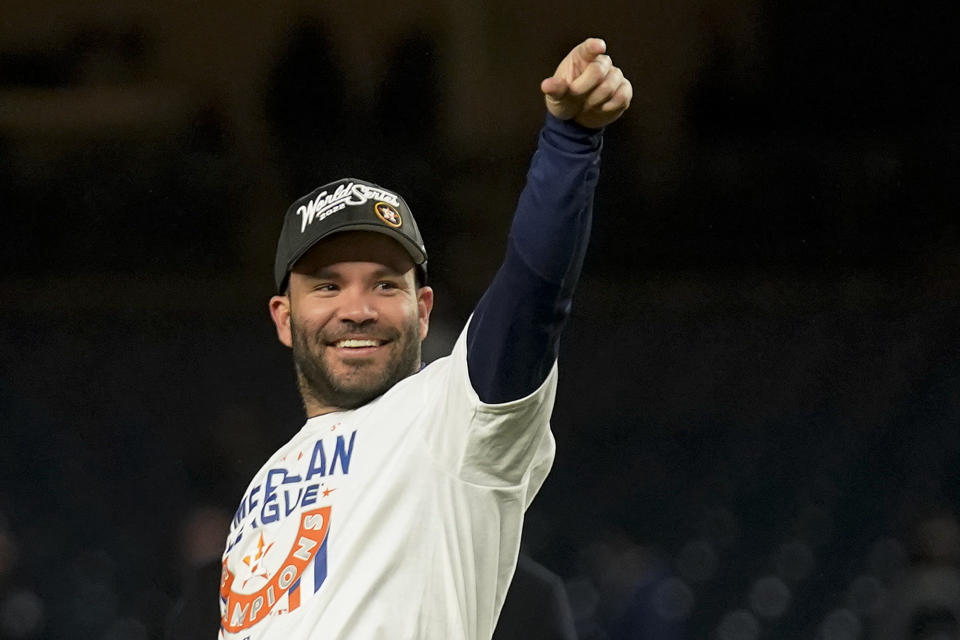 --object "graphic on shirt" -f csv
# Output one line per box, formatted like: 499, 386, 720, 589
241, 533, 275, 587
224, 430, 354, 547
219, 428, 356, 635
220, 506, 331, 633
